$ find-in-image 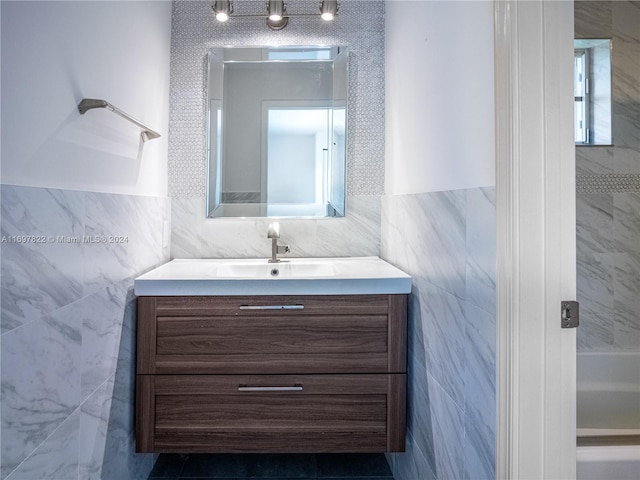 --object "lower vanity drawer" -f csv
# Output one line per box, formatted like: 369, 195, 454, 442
136, 374, 406, 453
